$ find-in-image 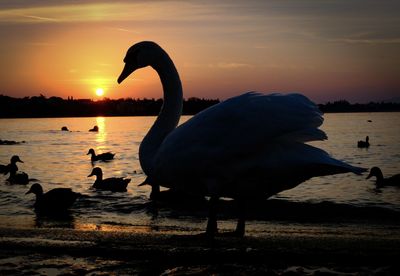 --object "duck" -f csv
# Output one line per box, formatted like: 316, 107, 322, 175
88, 167, 130, 192
117, 41, 366, 237
366, 167, 400, 188
61, 126, 69, 131
87, 148, 115, 162
89, 125, 99, 132
357, 136, 370, 148
26, 183, 79, 214
5, 155, 30, 184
